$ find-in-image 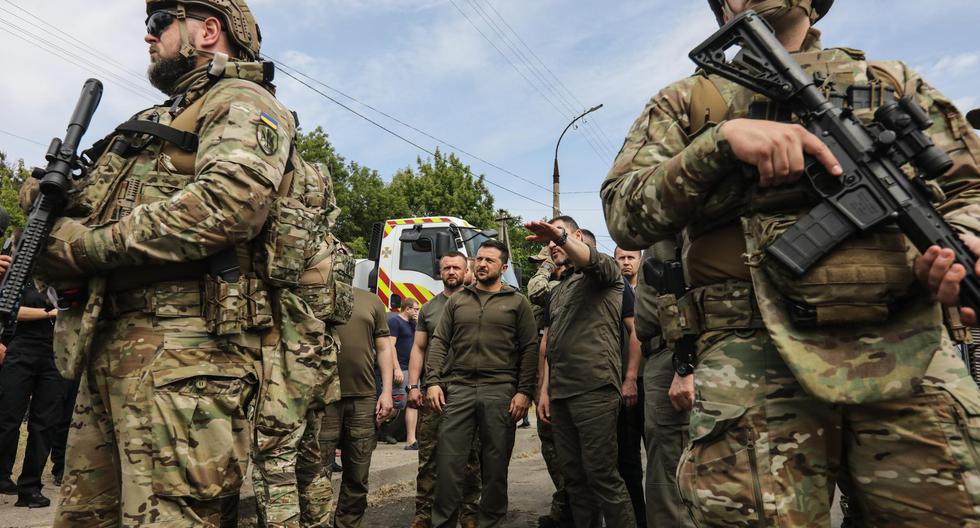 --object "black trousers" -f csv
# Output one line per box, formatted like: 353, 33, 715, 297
50, 377, 80, 479
617, 379, 647, 528
0, 351, 67, 492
